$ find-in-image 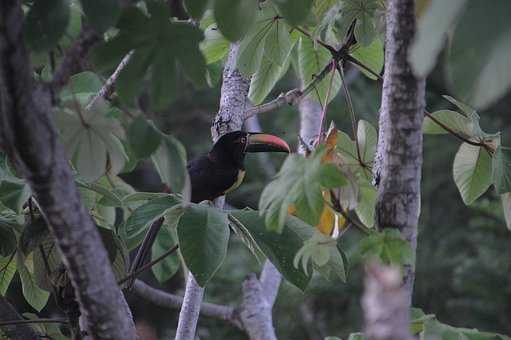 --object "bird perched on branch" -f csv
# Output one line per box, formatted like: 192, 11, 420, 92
127, 131, 290, 287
